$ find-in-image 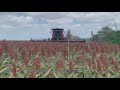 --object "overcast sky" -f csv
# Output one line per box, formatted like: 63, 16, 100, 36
0, 12, 120, 40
